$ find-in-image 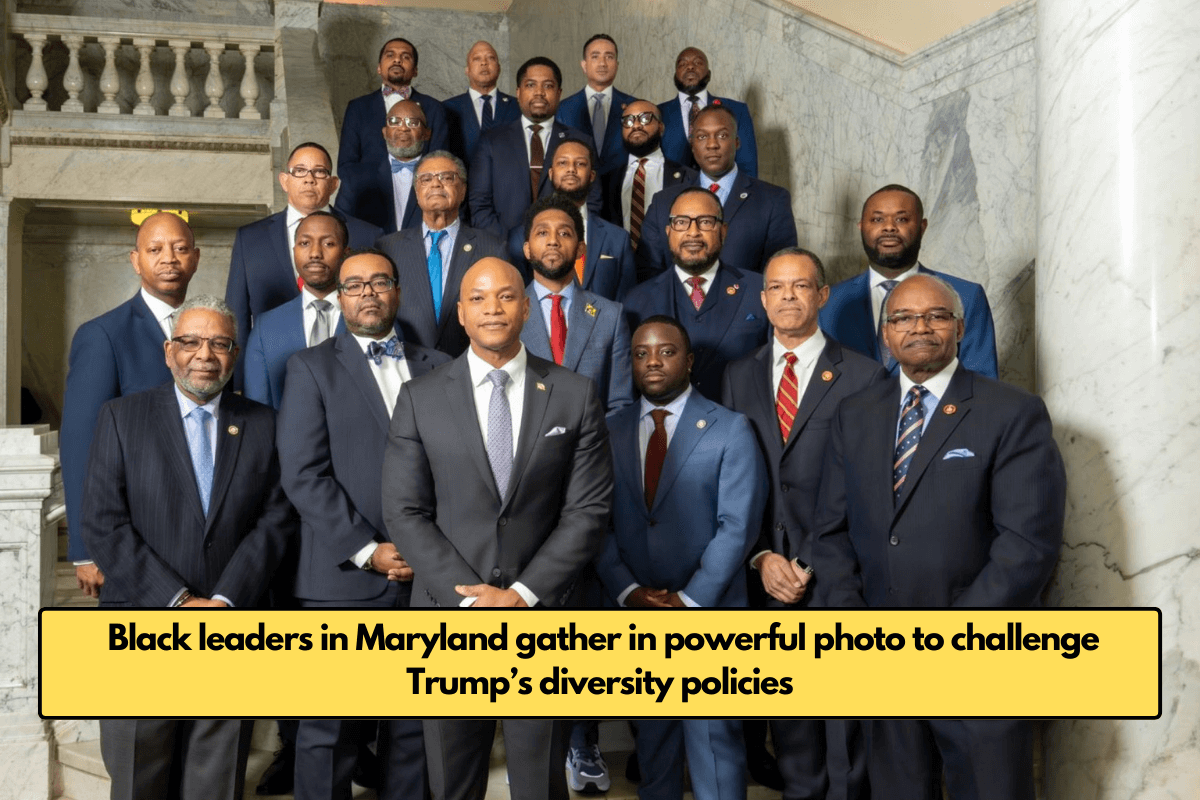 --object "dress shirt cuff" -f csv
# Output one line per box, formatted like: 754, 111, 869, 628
350, 541, 380, 569
168, 587, 189, 608
511, 582, 539, 608
459, 596, 477, 607
212, 595, 234, 607
748, 550, 772, 570
73, 560, 94, 567
678, 591, 700, 608
617, 583, 640, 607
